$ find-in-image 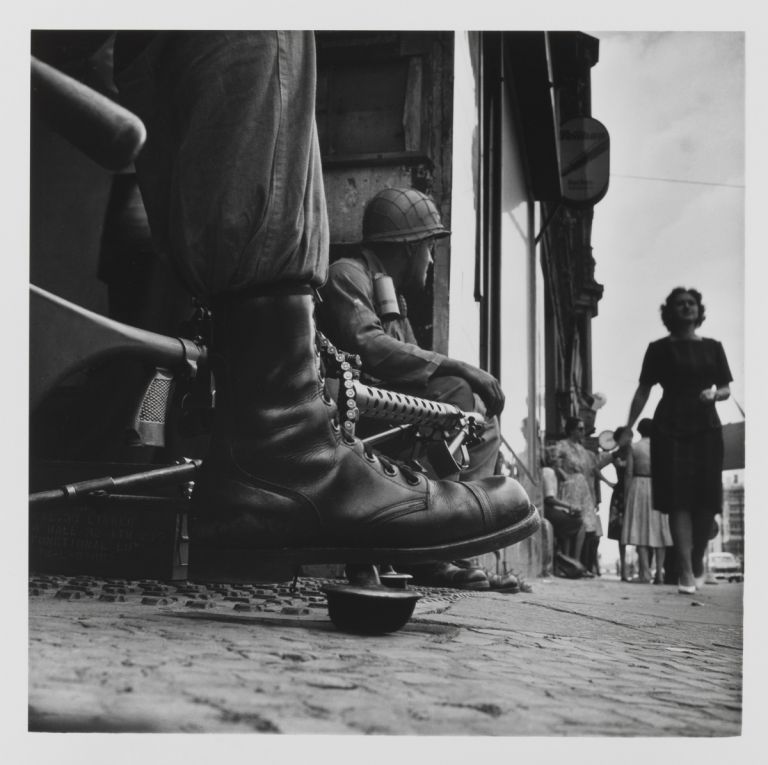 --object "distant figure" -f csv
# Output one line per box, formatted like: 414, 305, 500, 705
621, 418, 673, 583
554, 416, 614, 577
581, 499, 603, 577
606, 426, 633, 581
541, 445, 584, 560
627, 287, 733, 594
